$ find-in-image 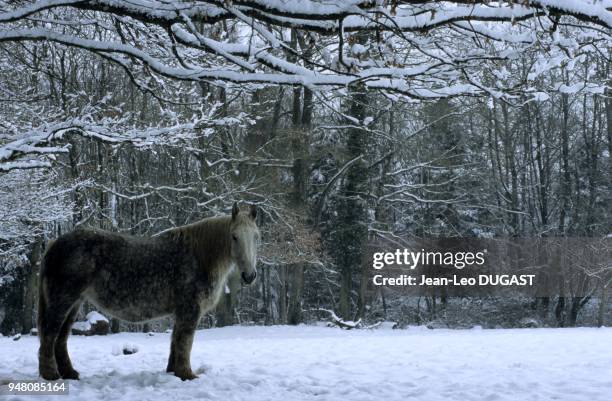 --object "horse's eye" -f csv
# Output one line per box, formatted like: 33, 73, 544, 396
232, 235, 238, 241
